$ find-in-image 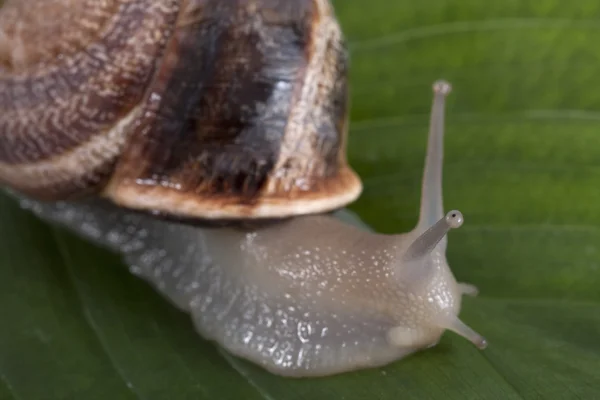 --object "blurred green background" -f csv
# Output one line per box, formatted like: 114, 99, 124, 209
1, 0, 600, 399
